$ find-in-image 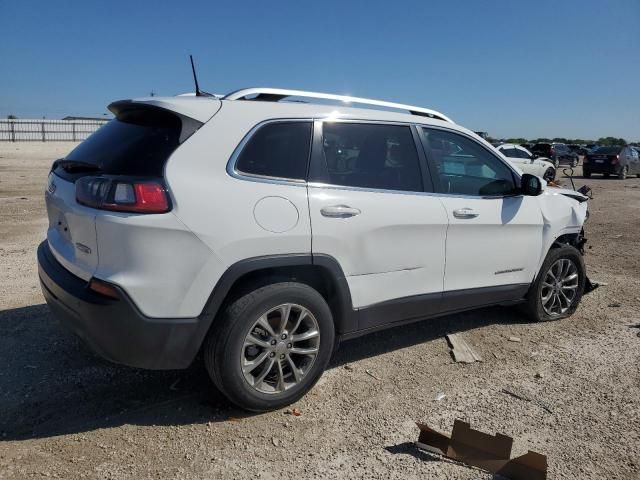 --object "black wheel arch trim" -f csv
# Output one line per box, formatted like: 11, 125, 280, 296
192, 253, 356, 355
